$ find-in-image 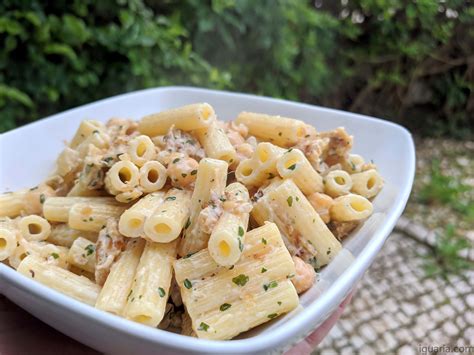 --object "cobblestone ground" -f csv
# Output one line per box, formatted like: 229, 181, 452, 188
315, 226, 474, 354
